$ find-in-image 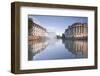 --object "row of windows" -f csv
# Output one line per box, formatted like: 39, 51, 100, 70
30, 26, 46, 36
65, 26, 88, 35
